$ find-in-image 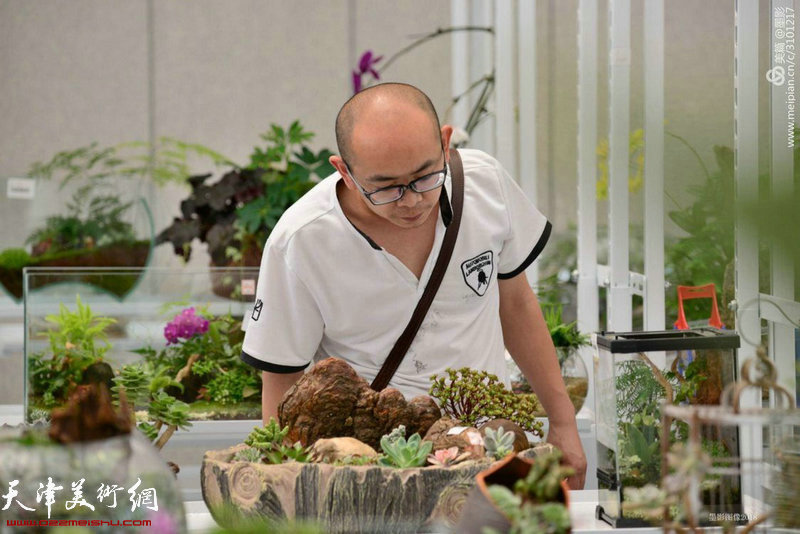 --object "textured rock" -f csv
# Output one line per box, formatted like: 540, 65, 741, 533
310, 437, 378, 463
423, 417, 485, 458
278, 358, 441, 449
